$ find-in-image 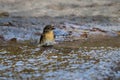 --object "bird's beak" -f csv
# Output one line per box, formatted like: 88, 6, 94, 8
50, 24, 55, 29
52, 26, 55, 30
52, 27, 55, 29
